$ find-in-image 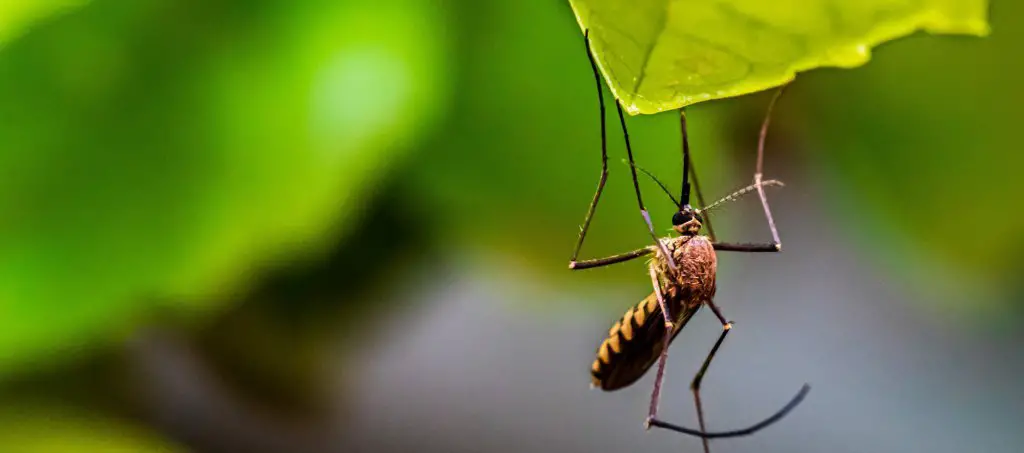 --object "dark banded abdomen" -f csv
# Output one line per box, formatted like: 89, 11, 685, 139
590, 287, 699, 391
